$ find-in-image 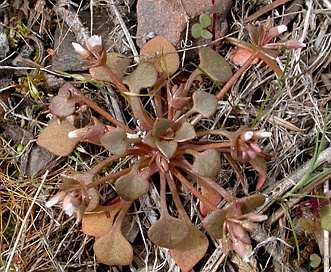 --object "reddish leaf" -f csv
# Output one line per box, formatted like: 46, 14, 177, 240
140, 36, 180, 79
170, 224, 209, 272
199, 186, 222, 217
89, 52, 130, 82
249, 157, 267, 190
82, 205, 117, 237
37, 120, 80, 156
93, 224, 133, 266
148, 214, 189, 249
